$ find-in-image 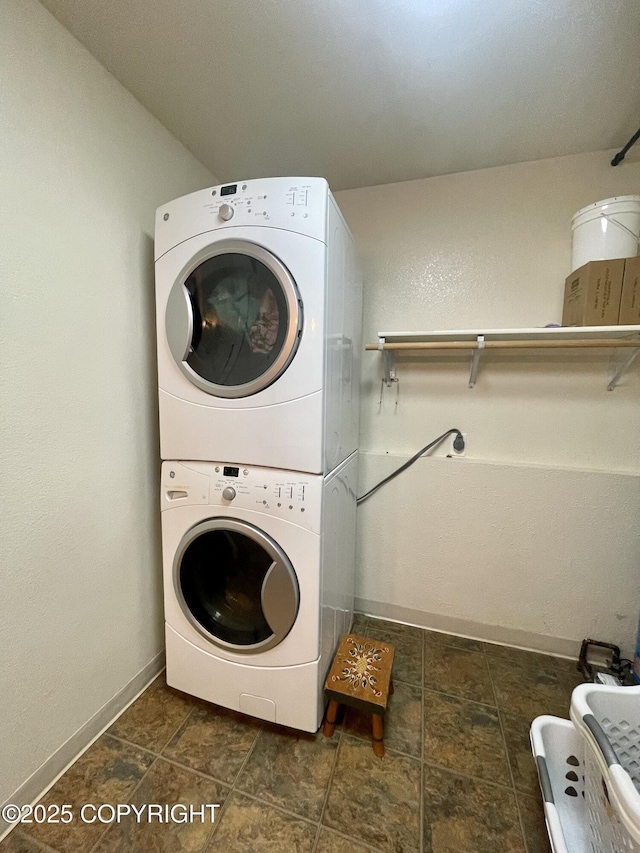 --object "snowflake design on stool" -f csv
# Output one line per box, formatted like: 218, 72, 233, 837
331, 637, 389, 696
